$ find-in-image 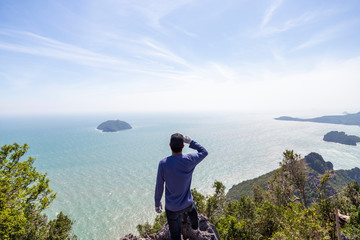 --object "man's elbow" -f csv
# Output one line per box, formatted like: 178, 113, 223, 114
203, 149, 208, 157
